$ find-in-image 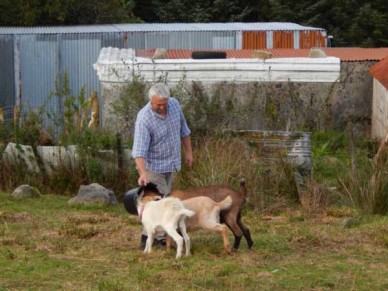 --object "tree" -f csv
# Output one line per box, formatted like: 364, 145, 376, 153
0, 0, 141, 26
152, 0, 252, 23
348, 3, 388, 47
264, 0, 387, 47
1, 0, 386, 47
